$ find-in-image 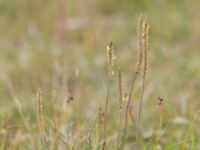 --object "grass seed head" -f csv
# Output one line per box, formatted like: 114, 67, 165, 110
136, 14, 144, 73
36, 89, 48, 145
106, 41, 115, 80
143, 21, 149, 79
